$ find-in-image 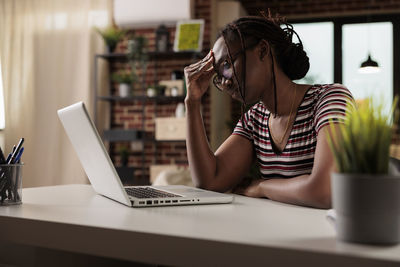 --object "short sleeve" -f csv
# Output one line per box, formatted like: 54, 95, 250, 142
314, 84, 354, 135
232, 104, 259, 141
